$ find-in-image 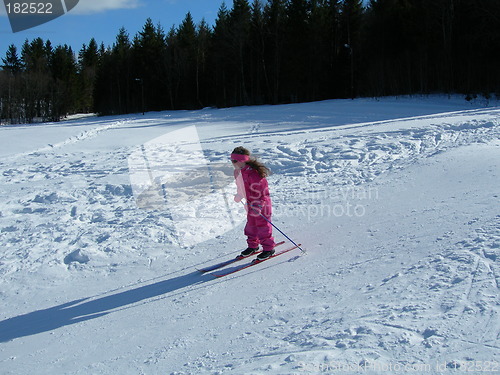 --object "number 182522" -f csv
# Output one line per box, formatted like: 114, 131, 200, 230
6, 3, 54, 14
